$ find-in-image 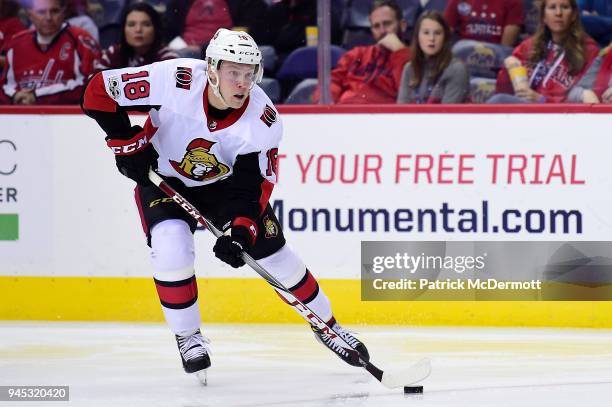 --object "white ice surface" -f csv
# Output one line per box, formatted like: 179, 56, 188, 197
0, 322, 611, 407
